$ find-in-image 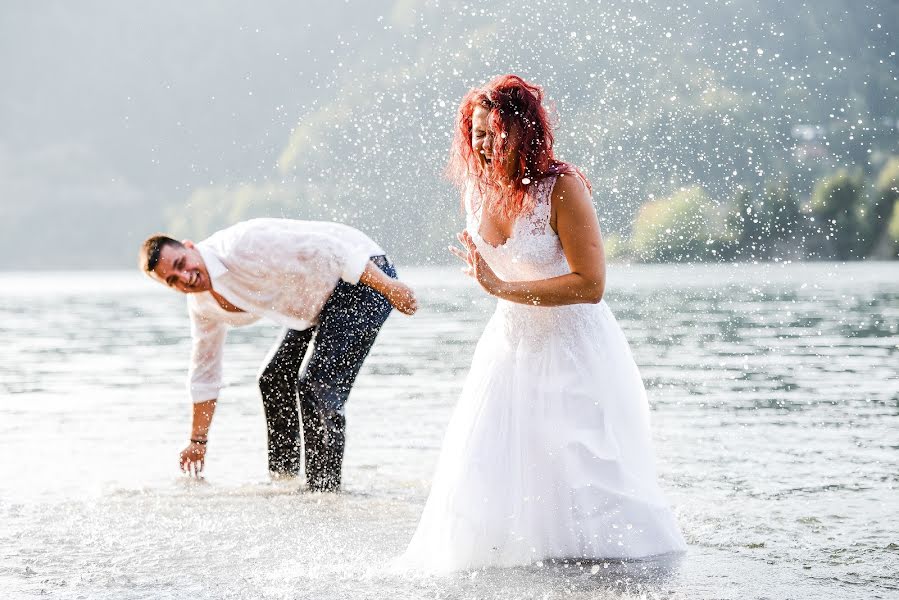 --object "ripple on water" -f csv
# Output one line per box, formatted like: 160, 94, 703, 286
0, 264, 897, 599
